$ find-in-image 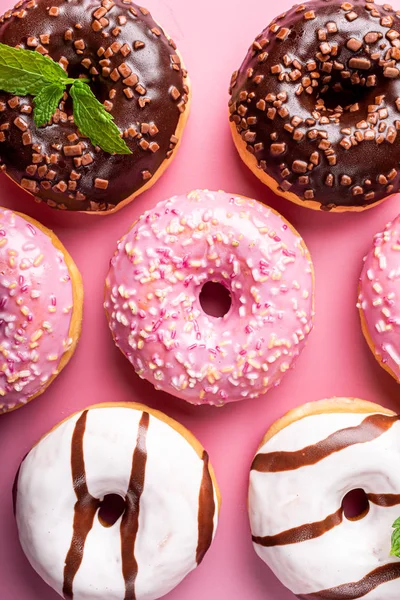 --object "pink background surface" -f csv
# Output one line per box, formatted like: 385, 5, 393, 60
2, 0, 400, 598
